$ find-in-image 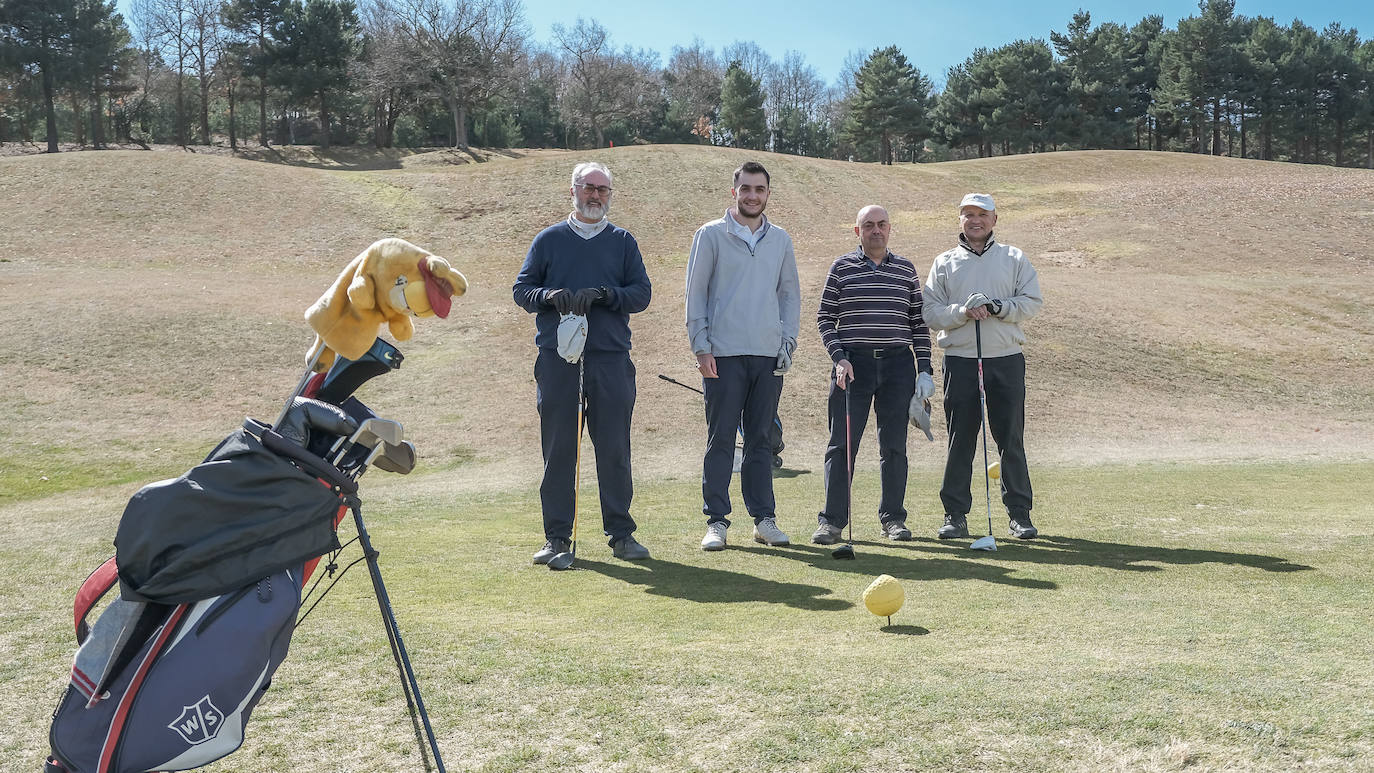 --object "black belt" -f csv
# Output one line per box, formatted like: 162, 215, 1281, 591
846, 347, 909, 359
